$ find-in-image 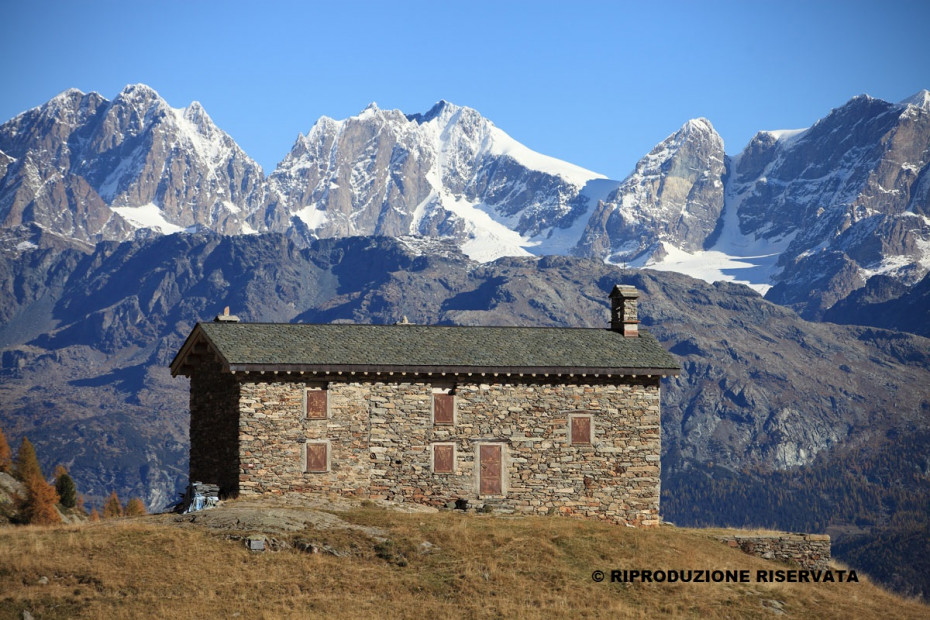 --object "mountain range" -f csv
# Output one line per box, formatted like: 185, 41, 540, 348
2, 85, 928, 321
